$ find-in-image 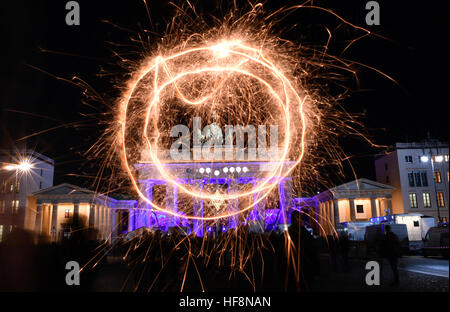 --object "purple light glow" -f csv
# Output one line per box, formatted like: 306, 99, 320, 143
127, 161, 300, 235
